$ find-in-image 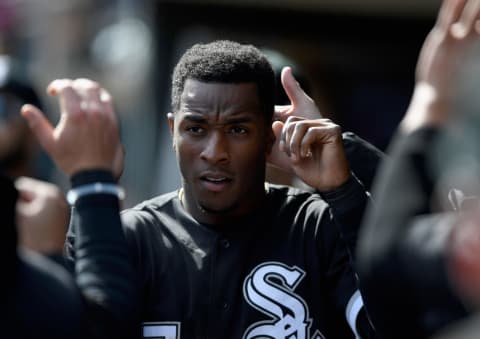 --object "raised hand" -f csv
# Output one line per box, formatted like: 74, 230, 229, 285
271, 117, 350, 191
21, 79, 124, 178
15, 177, 69, 254
268, 66, 323, 173
402, 0, 480, 132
